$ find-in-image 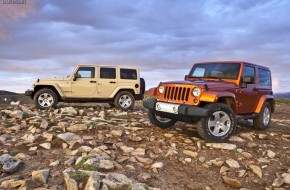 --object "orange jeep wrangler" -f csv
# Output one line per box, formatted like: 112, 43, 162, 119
143, 61, 275, 142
